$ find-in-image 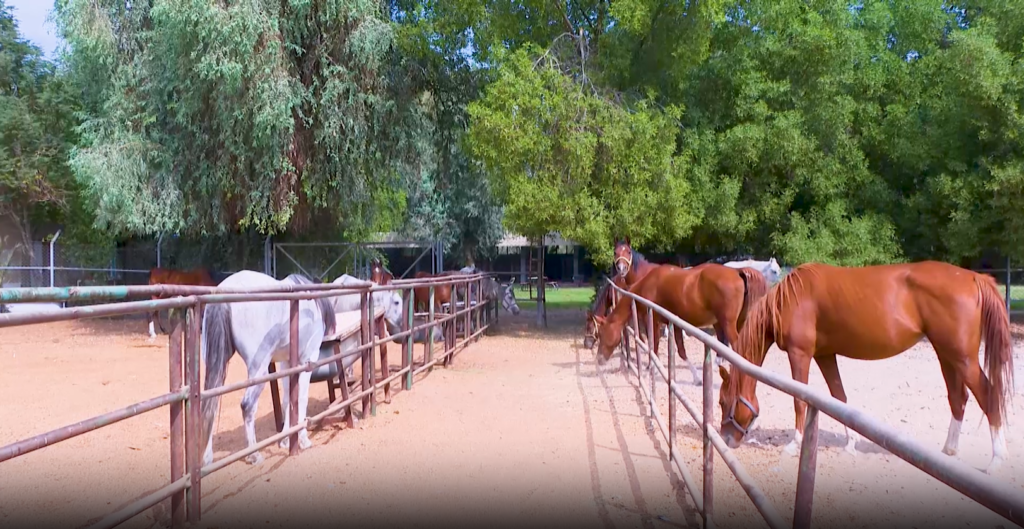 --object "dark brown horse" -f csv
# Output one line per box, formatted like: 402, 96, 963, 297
147, 267, 217, 340
594, 263, 768, 385
718, 261, 1014, 474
